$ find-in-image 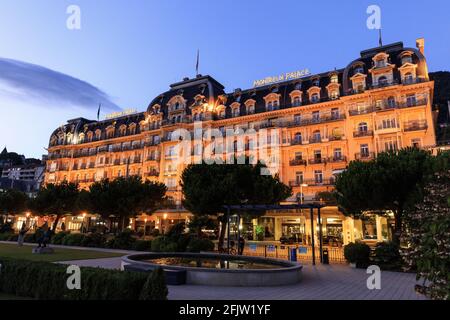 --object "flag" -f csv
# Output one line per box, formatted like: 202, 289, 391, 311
97, 103, 101, 121
378, 29, 383, 47
196, 49, 200, 76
